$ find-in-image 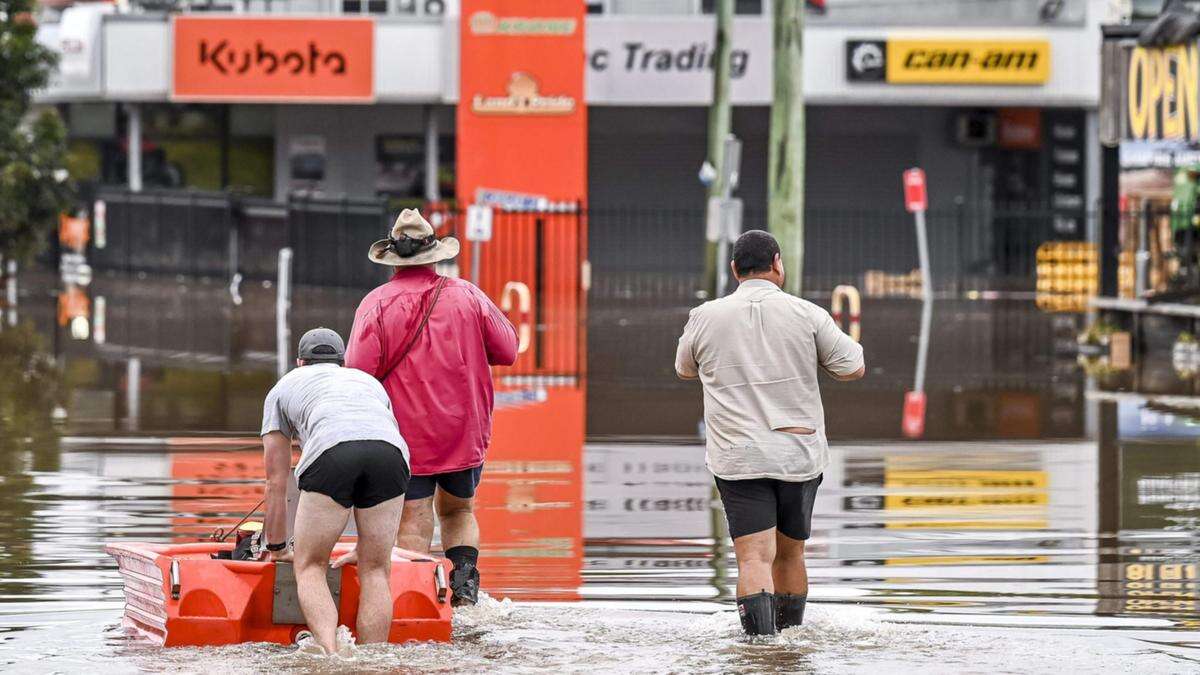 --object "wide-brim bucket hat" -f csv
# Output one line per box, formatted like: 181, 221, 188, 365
368, 208, 461, 266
